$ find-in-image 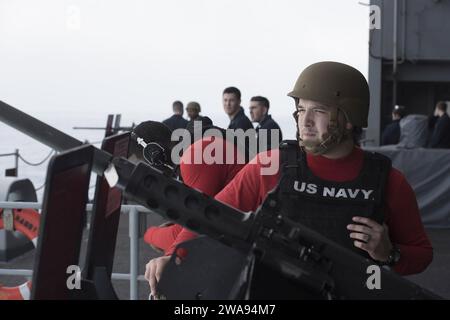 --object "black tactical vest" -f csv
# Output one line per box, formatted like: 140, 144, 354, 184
277, 140, 391, 258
